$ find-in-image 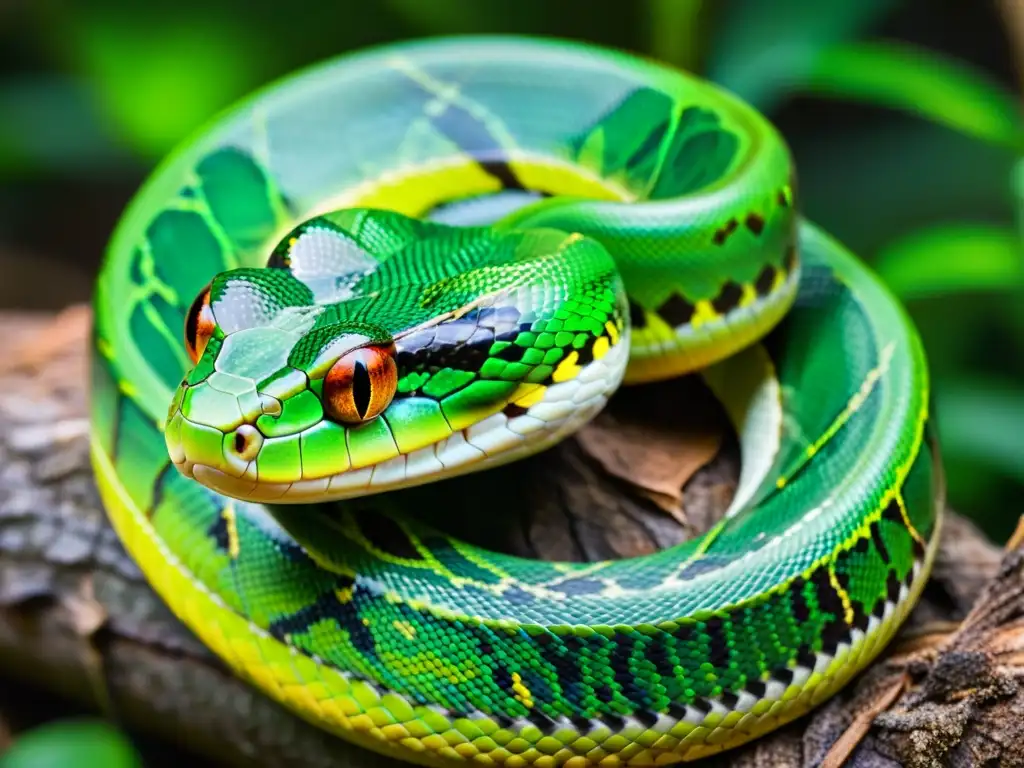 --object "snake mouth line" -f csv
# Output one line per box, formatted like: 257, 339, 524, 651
175, 334, 630, 504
